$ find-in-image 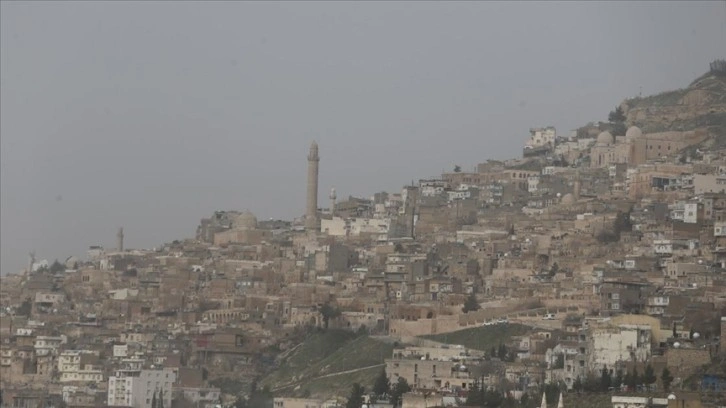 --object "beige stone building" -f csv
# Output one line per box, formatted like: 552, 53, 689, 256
591, 127, 705, 170
213, 211, 272, 246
